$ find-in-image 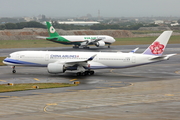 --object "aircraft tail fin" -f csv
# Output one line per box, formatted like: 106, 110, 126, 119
46, 22, 59, 37
142, 31, 173, 56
